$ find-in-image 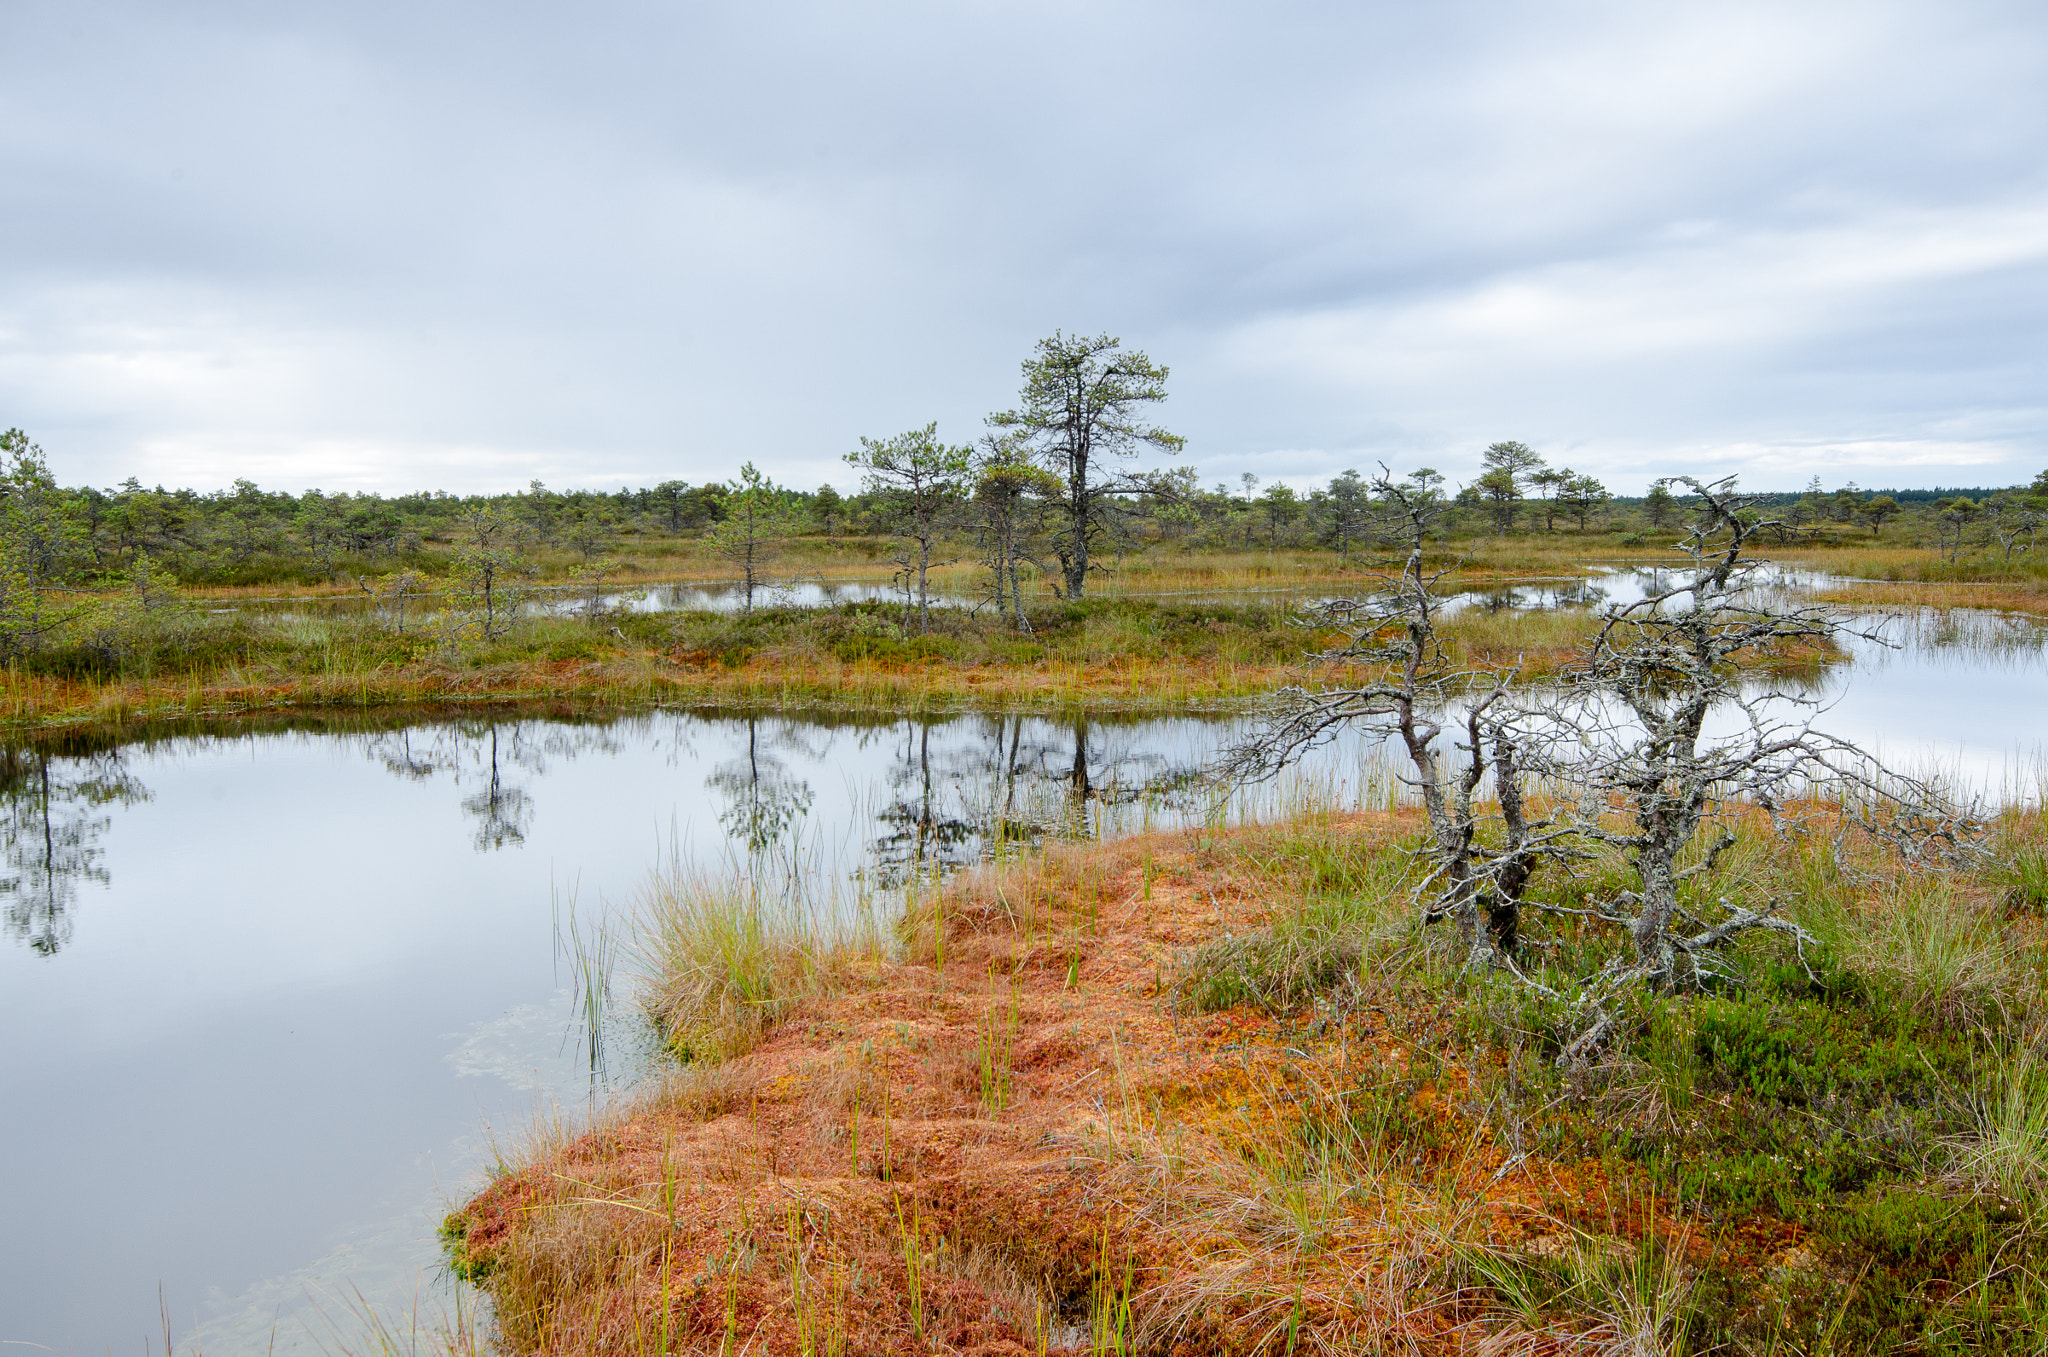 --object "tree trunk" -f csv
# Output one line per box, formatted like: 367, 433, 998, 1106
1065, 490, 1089, 599
916, 533, 931, 633
1005, 525, 1031, 633
1631, 862, 1679, 980
1400, 708, 1485, 962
